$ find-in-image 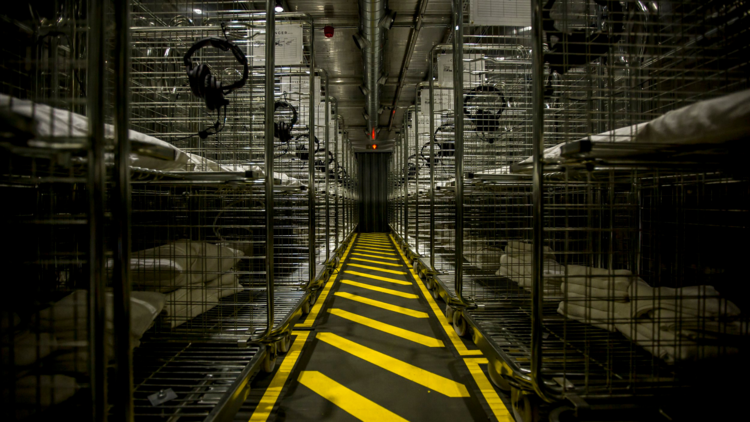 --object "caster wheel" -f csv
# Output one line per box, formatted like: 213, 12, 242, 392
278, 332, 292, 354
511, 387, 541, 422
445, 304, 455, 320
309, 292, 318, 306
301, 297, 311, 315
432, 285, 440, 299
263, 349, 277, 373
488, 363, 511, 392
425, 277, 433, 290
453, 311, 469, 337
